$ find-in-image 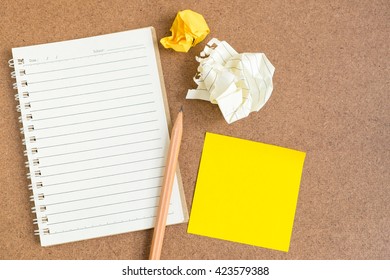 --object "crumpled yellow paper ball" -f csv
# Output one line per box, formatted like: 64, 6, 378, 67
160, 10, 210, 52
